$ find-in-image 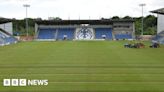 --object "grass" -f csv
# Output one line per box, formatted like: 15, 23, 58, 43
0, 41, 164, 92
